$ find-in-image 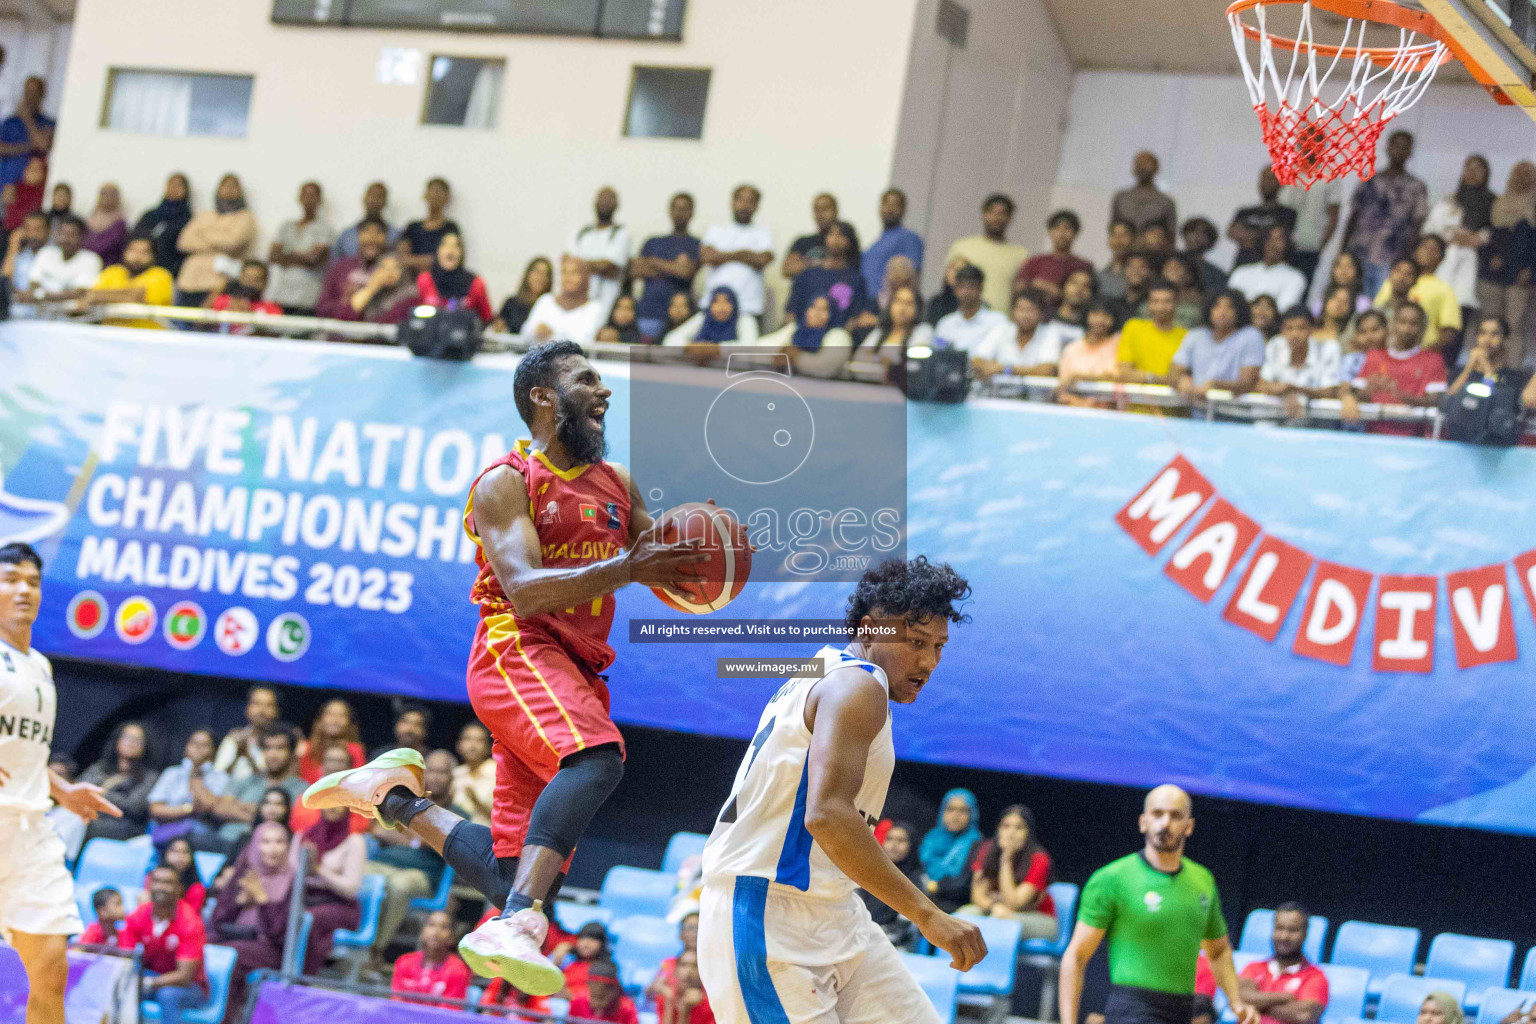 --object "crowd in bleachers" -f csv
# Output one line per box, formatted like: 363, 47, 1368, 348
5, 77, 1535, 438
